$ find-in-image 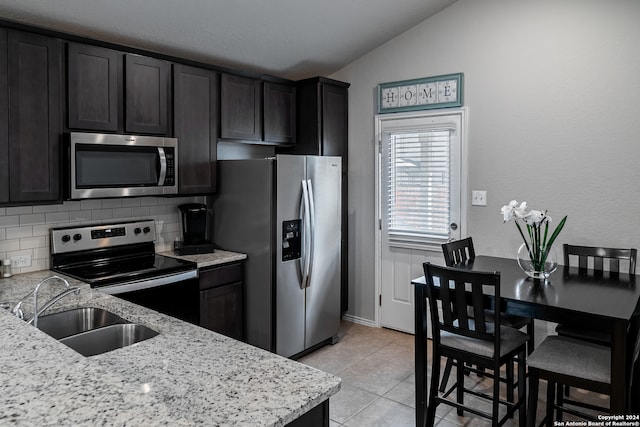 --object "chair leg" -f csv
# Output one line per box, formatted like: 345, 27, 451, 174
518, 351, 527, 426
426, 348, 440, 426
557, 383, 564, 421
457, 358, 464, 416
439, 357, 454, 392
546, 380, 556, 427
506, 360, 515, 404
527, 368, 539, 427
492, 363, 500, 427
